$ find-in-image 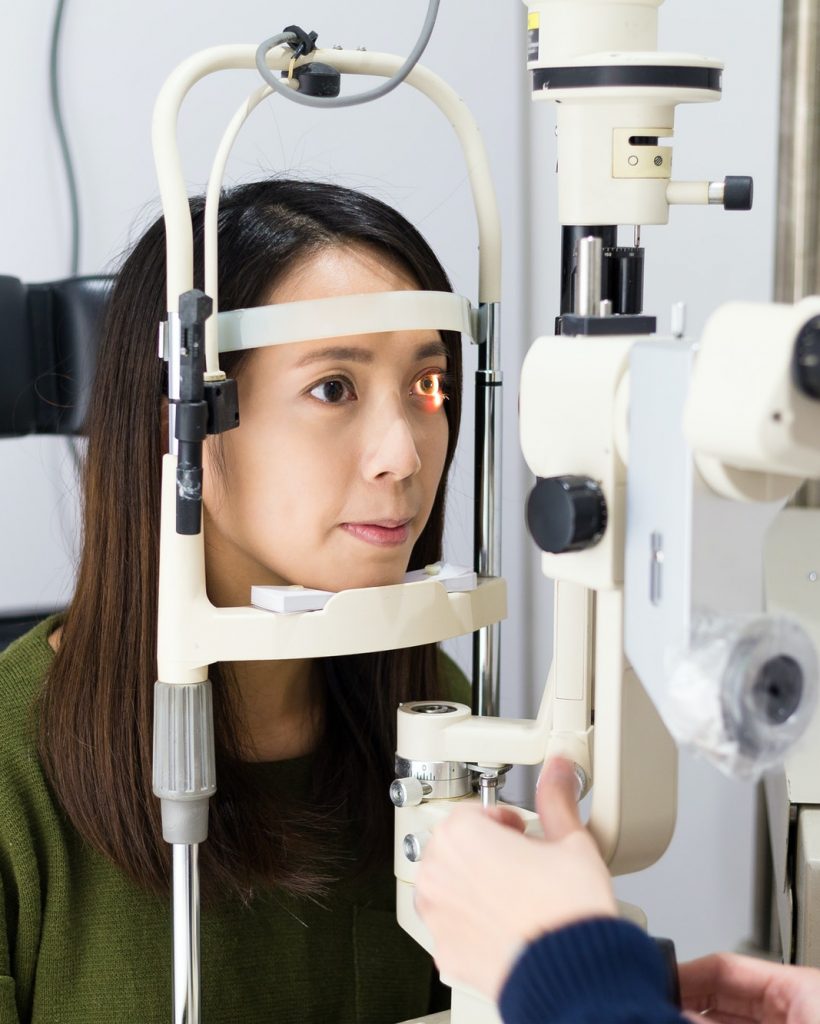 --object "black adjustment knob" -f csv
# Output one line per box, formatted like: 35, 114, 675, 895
602, 246, 645, 315
793, 316, 820, 400
723, 176, 754, 211
526, 476, 608, 554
